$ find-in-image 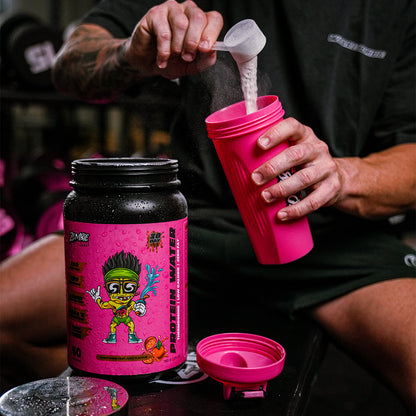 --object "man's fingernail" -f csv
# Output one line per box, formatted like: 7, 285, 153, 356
199, 40, 209, 49
182, 52, 194, 62
252, 172, 264, 184
262, 190, 272, 202
278, 210, 288, 220
258, 136, 270, 148
157, 58, 167, 69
